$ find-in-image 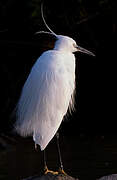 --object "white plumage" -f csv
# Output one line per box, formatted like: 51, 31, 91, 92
15, 36, 76, 150
15, 33, 95, 150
